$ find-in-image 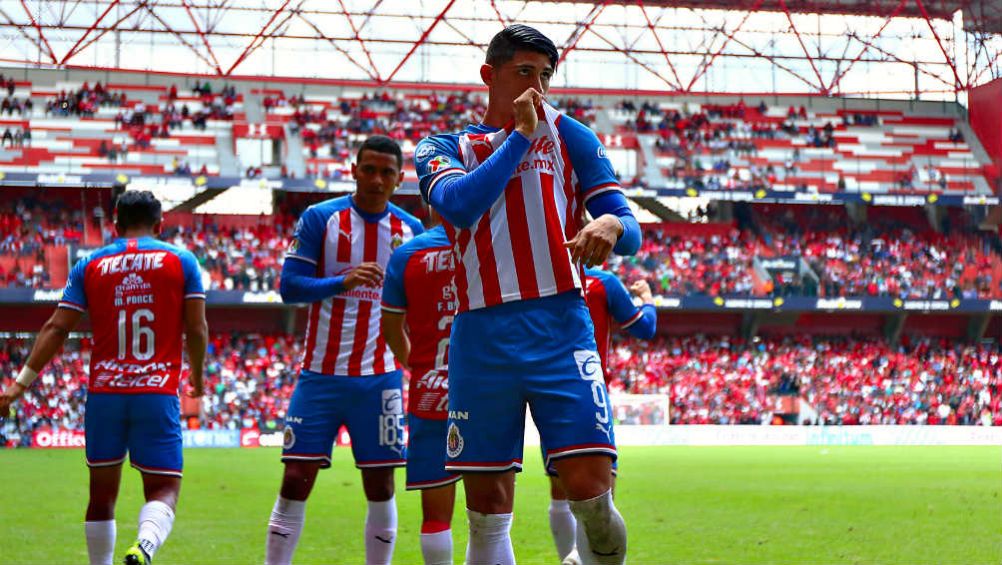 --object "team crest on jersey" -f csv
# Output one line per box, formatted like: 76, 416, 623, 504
283, 426, 296, 450
446, 422, 464, 458
390, 234, 404, 250
427, 155, 451, 173
415, 143, 436, 161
